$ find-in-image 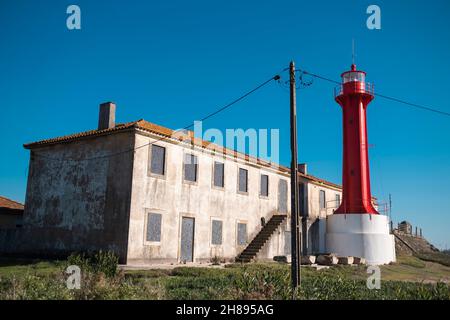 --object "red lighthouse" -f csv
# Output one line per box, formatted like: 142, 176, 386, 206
334, 64, 378, 215
326, 63, 396, 265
